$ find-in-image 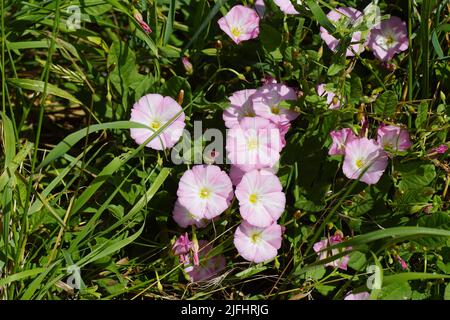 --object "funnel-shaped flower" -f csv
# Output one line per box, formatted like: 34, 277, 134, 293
234, 221, 282, 263
223, 89, 257, 129
177, 165, 233, 219
130, 94, 185, 150
377, 123, 412, 152
368, 16, 408, 62
218, 5, 260, 44
226, 117, 282, 172
251, 83, 299, 125
235, 170, 285, 228
342, 137, 388, 185
328, 128, 357, 156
